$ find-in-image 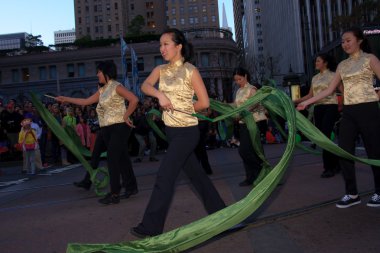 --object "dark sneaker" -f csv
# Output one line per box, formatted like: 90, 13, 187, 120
98, 193, 120, 205
124, 188, 138, 199
238, 180, 253, 187
130, 227, 153, 239
367, 193, 380, 207
73, 179, 92, 190
149, 157, 159, 162
336, 195, 361, 208
320, 170, 334, 178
